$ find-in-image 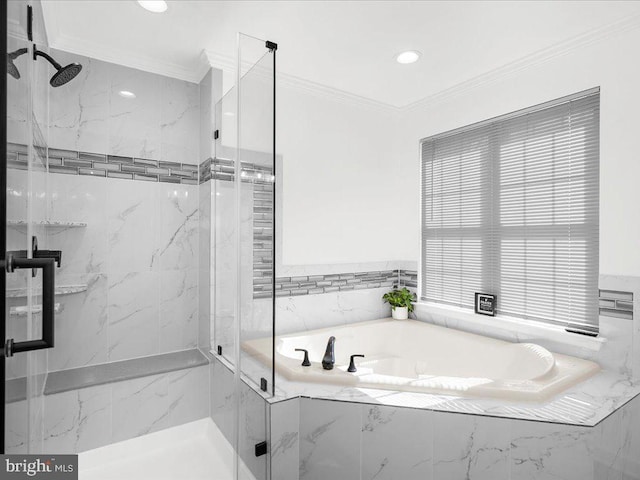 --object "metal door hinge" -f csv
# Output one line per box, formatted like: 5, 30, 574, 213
27, 5, 33, 41
254, 441, 267, 457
